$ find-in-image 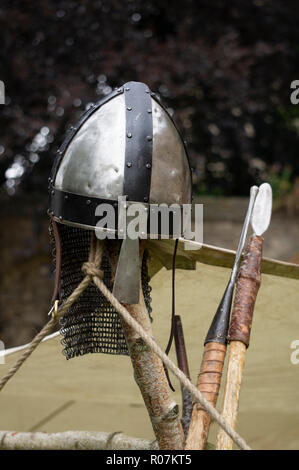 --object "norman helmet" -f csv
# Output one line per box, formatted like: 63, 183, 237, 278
49, 81, 192, 231
48, 81, 192, 358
